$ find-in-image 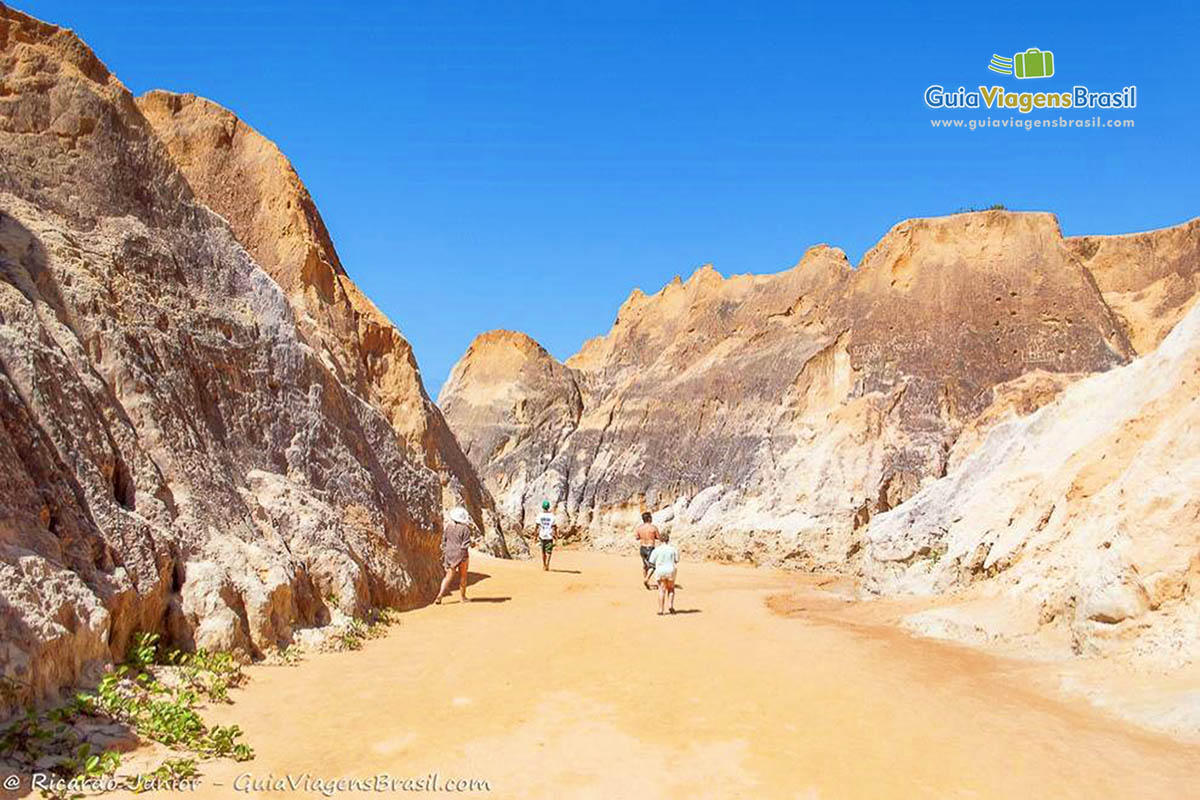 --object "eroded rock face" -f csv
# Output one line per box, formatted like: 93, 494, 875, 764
0, 7, 484, 713
439, 330, 584, 532
1067, 218, 1200, 355
134, 91, 523, 561
441, 211, 1154, 566
862, 295, 1200, 666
